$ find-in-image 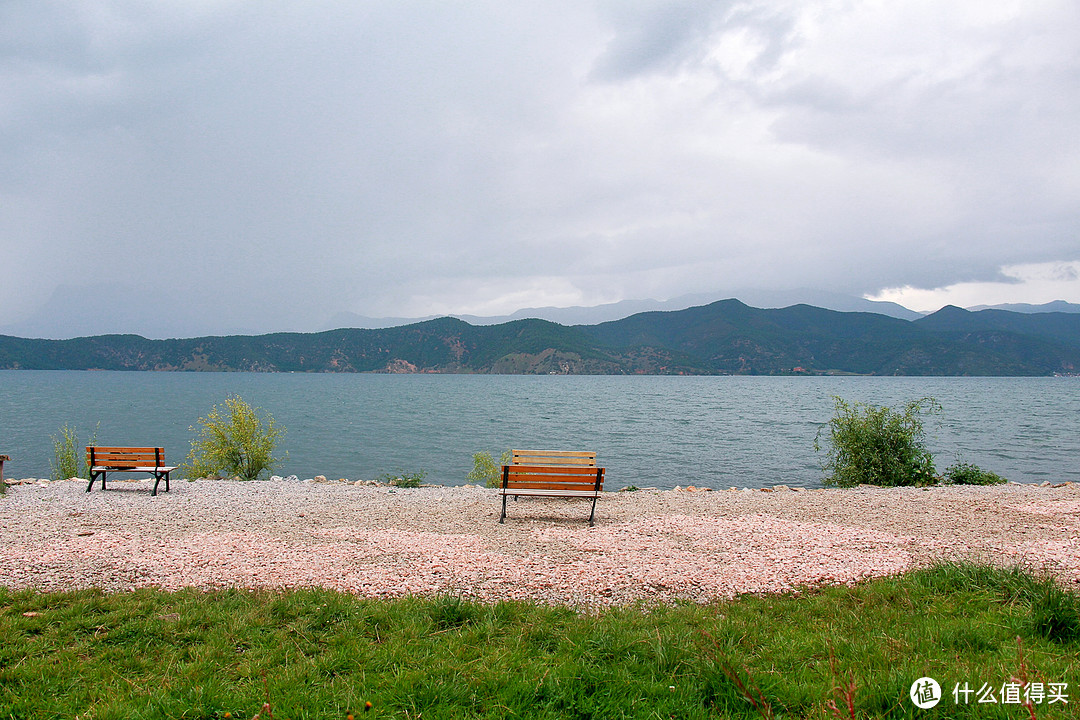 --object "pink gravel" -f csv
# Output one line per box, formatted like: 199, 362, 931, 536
1, 479, 1077, 606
